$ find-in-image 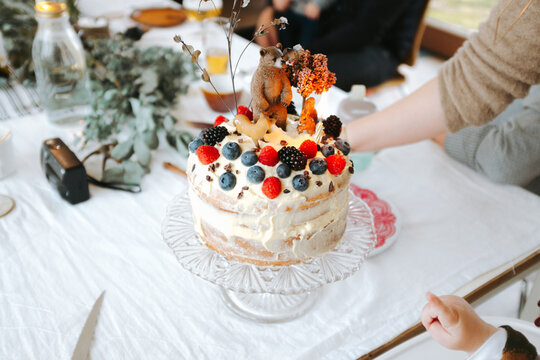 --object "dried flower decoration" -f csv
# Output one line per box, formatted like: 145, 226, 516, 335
283, 47, 336, 110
